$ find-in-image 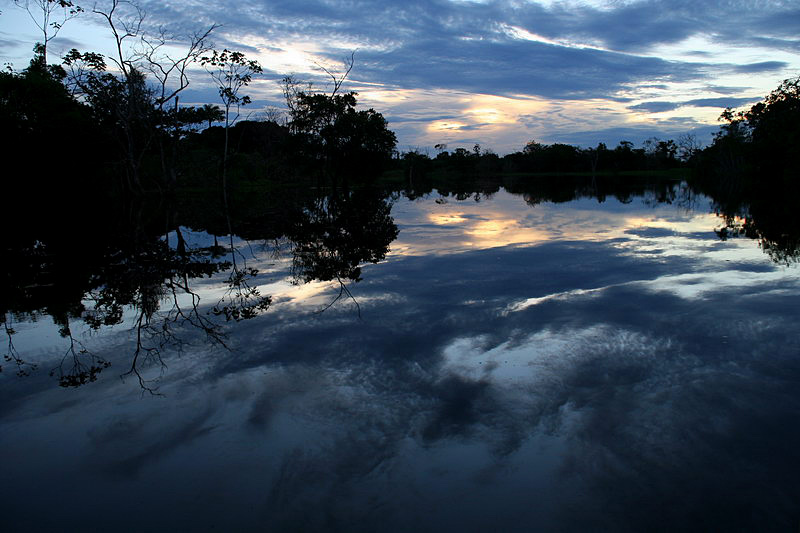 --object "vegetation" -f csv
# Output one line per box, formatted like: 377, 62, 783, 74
694, 77, 800, 187
689, 76, 800, 266
395, 137, 685, 182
